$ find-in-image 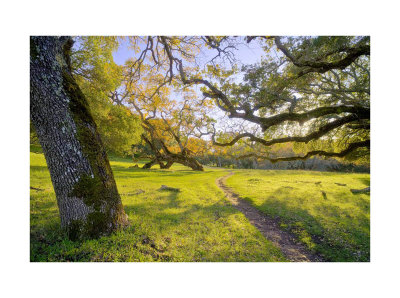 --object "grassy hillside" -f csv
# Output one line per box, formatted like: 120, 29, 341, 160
225, 170, 370, 261
30, 151, 285, 262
